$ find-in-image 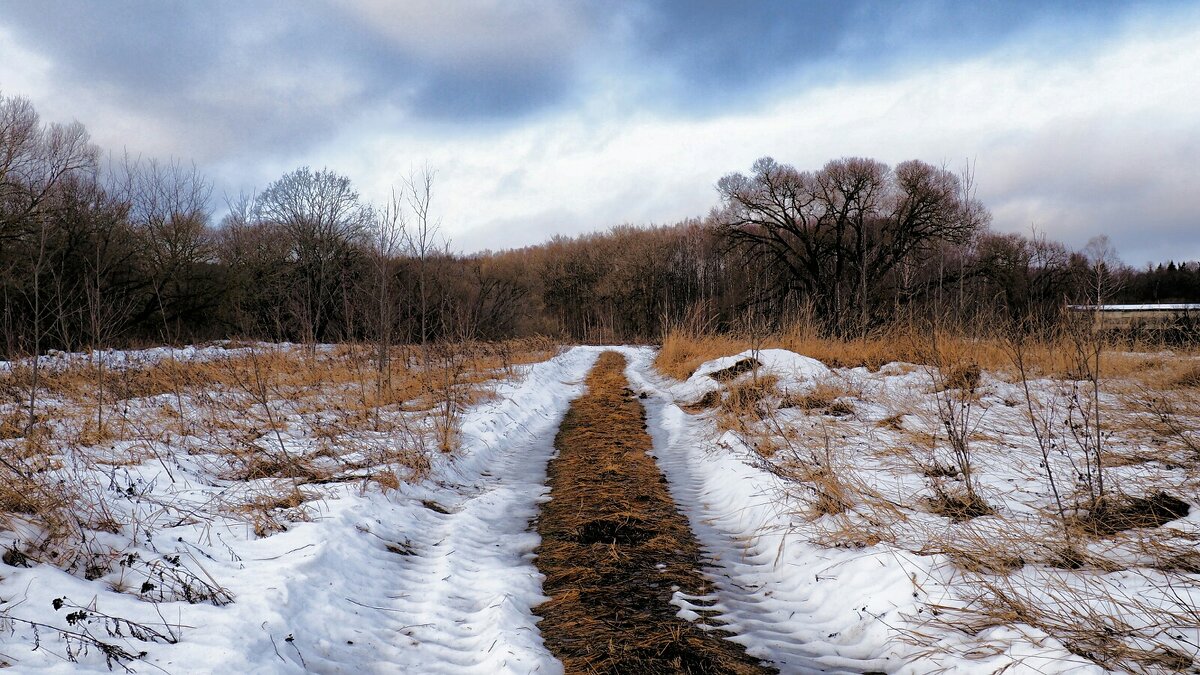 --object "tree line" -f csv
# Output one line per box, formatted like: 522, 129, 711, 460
1, 92, 1193, 358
